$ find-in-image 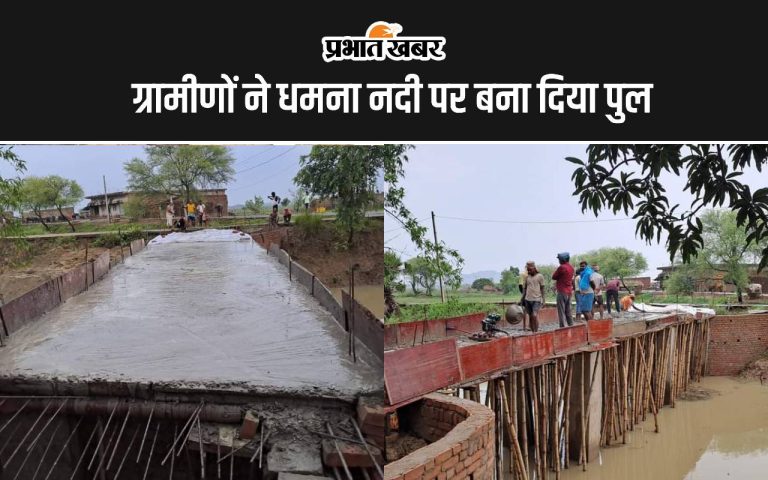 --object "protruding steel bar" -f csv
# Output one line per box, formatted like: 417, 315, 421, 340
259, 424, 266, 468
161, 401, 202, 465
326, 423, 353, 480
106, 404, 132, 470
44, 417, 83, 480
88, 400, 119, 471
350, 417, 382, 477
229, 444, 234, 480
176, 402, 204, 457
248, 430, 271, 463
0, 421, 24, 458
142, 422, 160, 480
114, 426, 140, 480
198, 416, 206, 479
92, 420, 118, 478
217, 429, 221, 479
3, 400, 53, 468
136, 401, 156, 463
27, 399, 69, 453
169, 424, 177, 480
30, 421, 64, 480
68, 419, 99, 480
